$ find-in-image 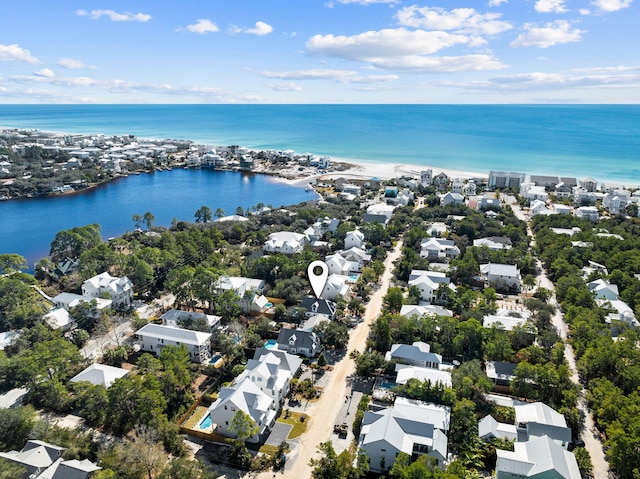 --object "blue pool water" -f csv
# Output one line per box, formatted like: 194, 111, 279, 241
209, 354, 221, 364
199, 415, 212, 430
265, 302, 273, 308
264, 339, 277, 350
380, 381, 396, 389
